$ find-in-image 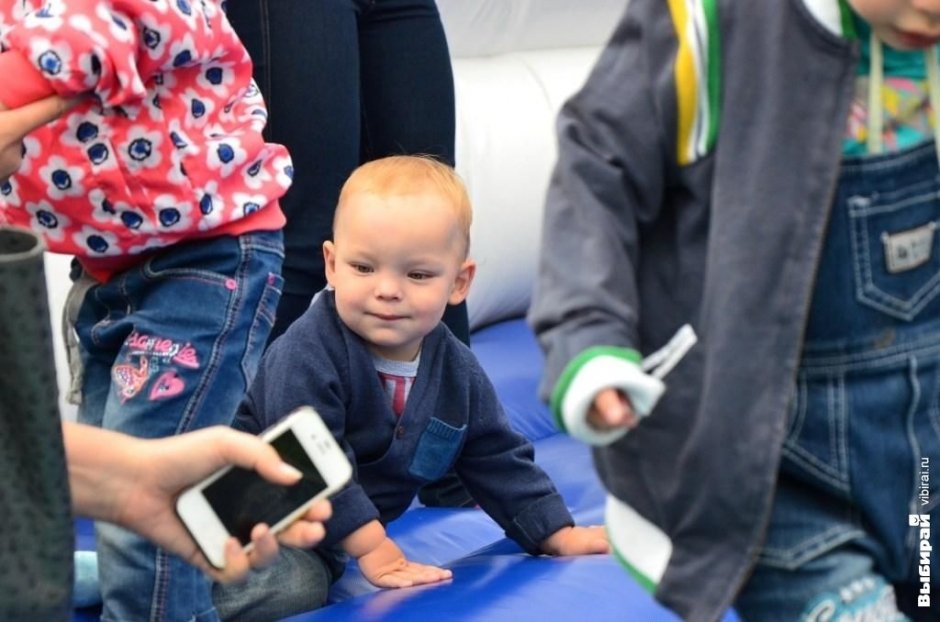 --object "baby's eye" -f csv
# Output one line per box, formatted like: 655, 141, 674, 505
351, 263, 373, 274
409, 271, 433, 281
